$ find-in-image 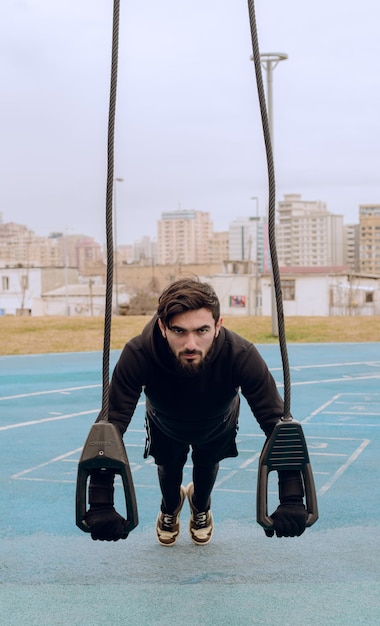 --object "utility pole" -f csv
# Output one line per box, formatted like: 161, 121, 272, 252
257, 52, 288, 336
251, 196, 260, 316
114, 177, 124, 314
